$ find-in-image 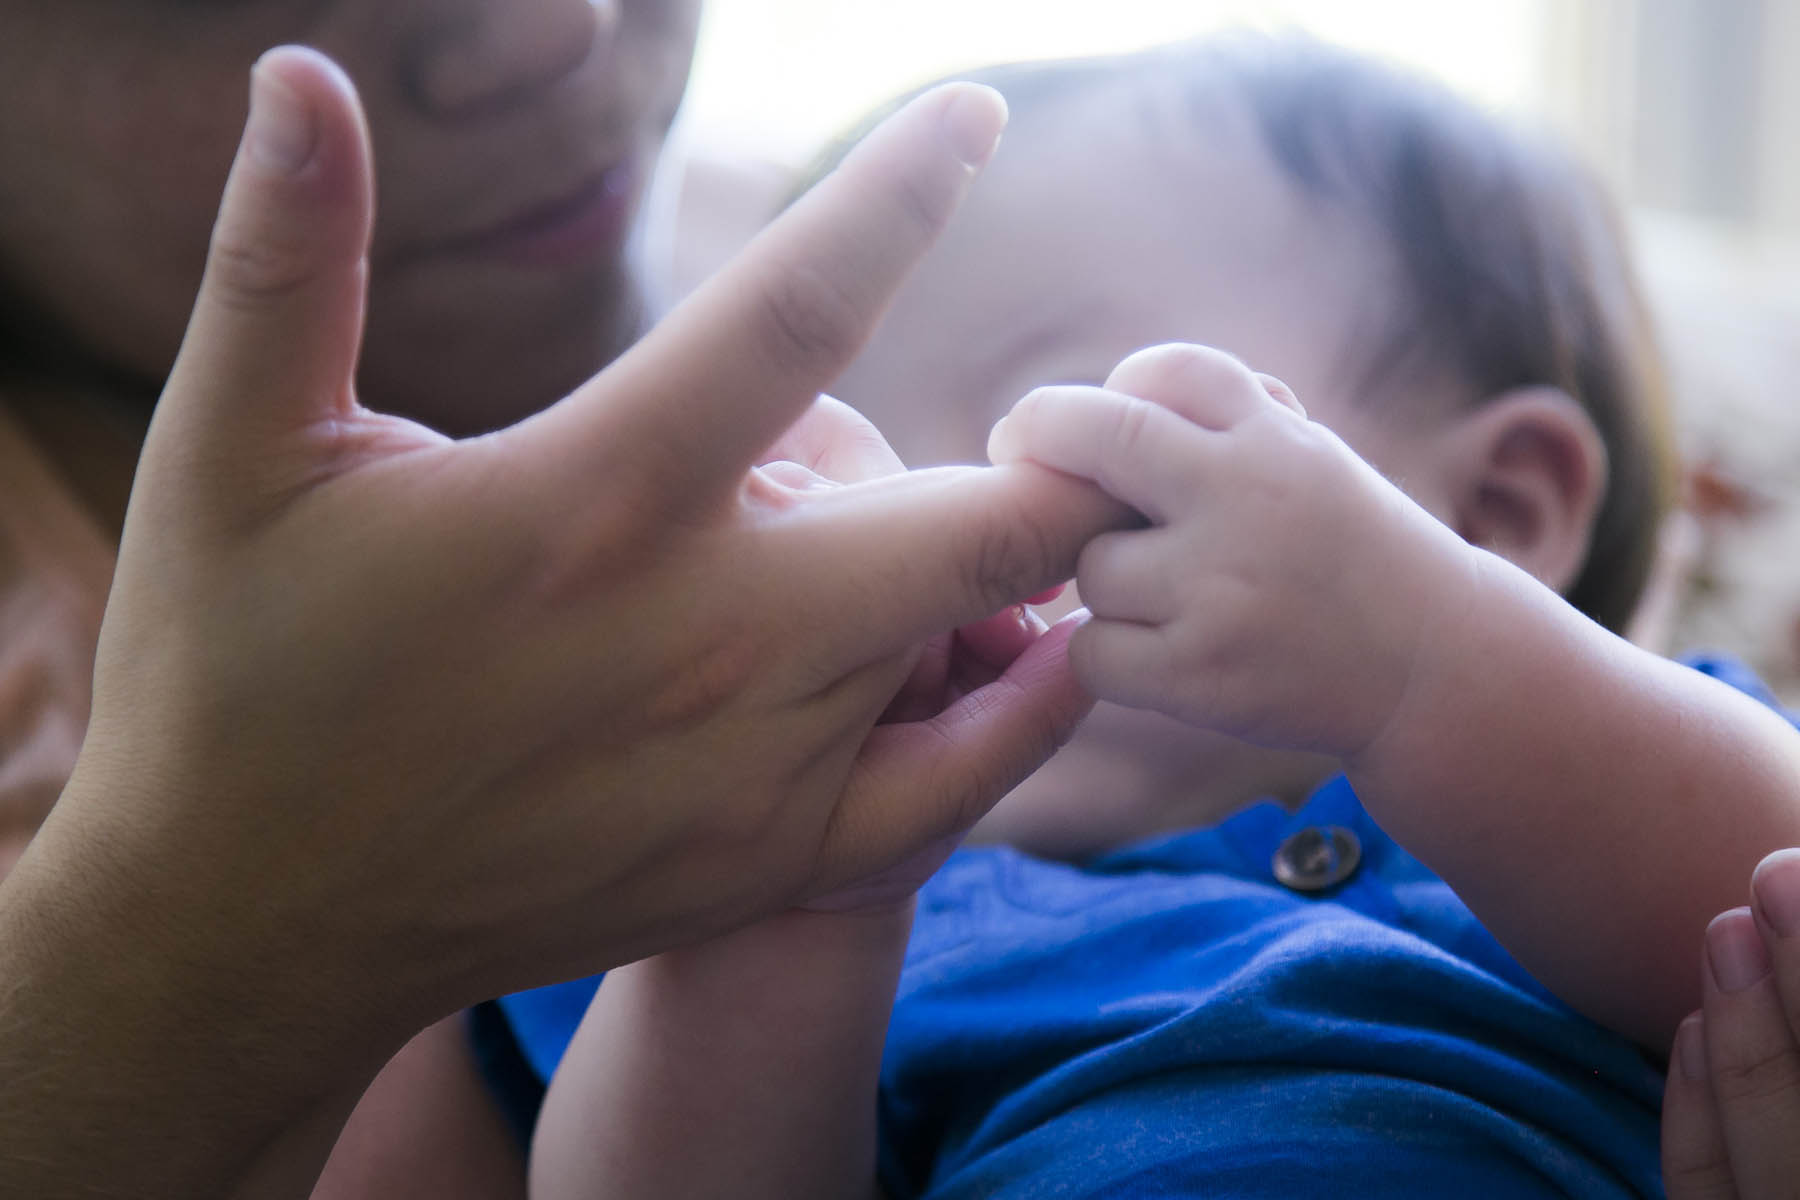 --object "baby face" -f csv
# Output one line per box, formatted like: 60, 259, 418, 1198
836, 74, 1455, 856
0, 0, 699, 434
